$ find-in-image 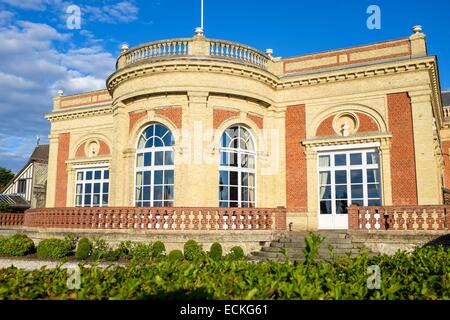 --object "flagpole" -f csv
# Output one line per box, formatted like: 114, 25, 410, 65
201, 0, 204, 30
